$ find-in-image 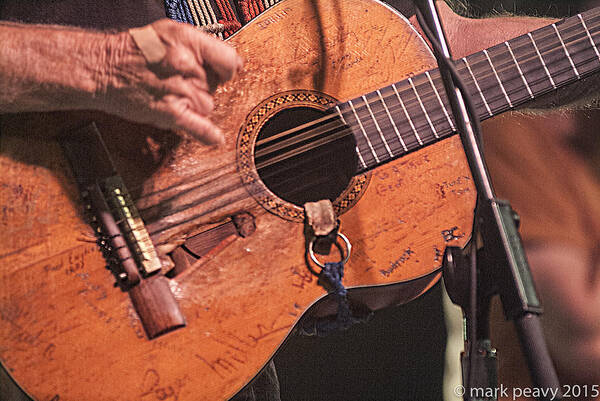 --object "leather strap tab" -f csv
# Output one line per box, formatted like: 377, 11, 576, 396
304, 200, 339, 255
304, 200, 337, 237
